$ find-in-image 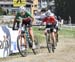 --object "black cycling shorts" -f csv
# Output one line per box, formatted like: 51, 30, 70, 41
46, 24, 56, 32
